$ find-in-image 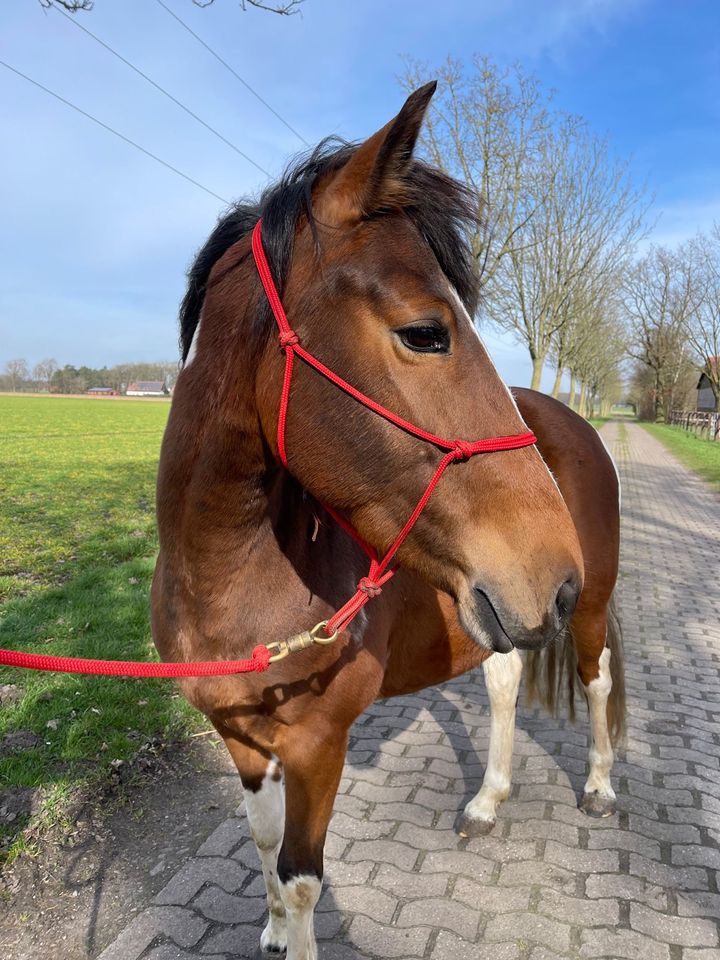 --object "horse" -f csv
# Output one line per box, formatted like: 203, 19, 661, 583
151, 82, 624, 960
